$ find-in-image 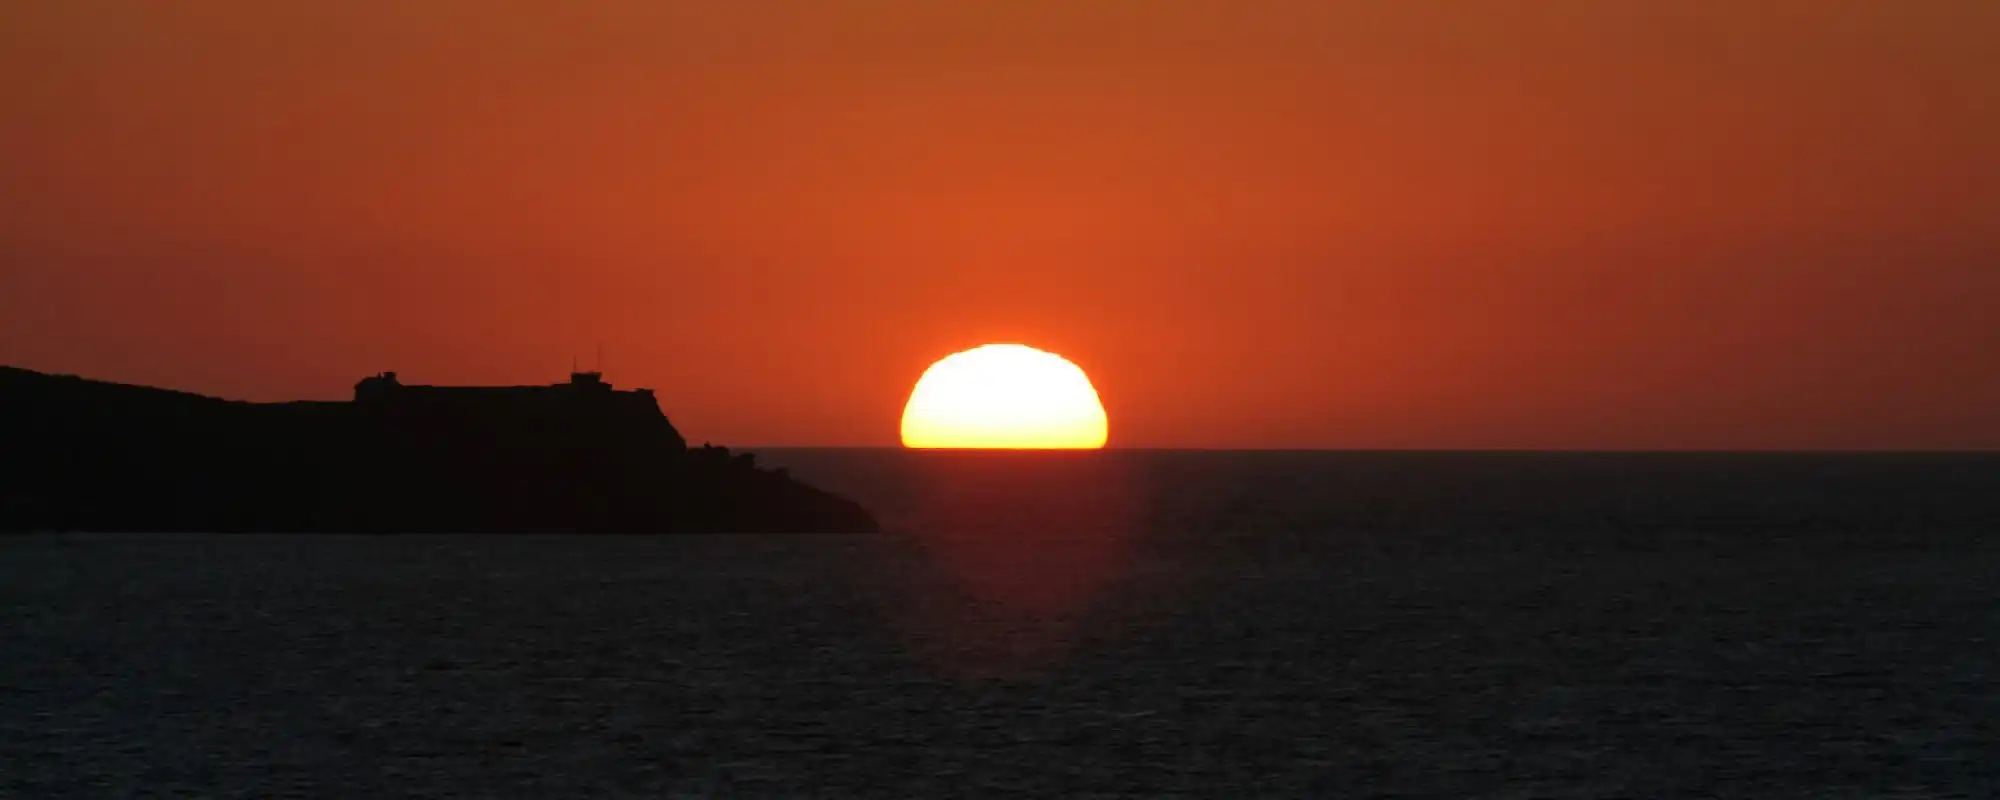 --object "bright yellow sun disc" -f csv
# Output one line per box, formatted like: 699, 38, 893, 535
901, 344, 1108, 449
